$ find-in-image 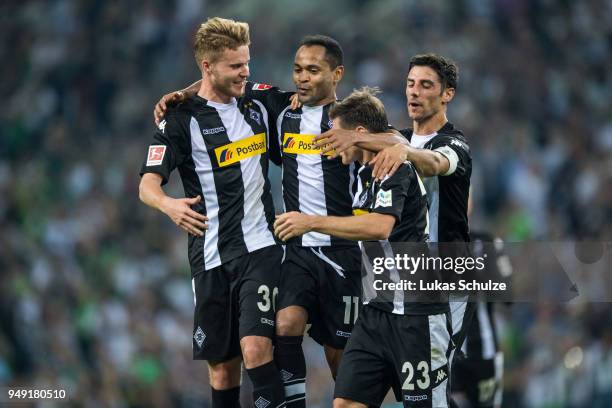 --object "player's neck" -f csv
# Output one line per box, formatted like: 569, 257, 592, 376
198, 81, 234, 104
413, 111, 448, 136
361, 150, 375, 165
304, 91, 337, 107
